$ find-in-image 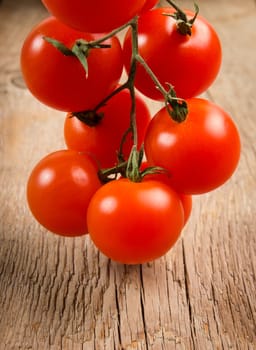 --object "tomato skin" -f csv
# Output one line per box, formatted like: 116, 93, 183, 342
64, 89, 151, 168
87, 178, 184, 264
27, 150, 102, 237
141, 162, 192, 225
123, 7, 222, 100
20, 17, 123, 112
42, 0, 146, 33
144, 98, 241, 195
140, 0, 159, 13
179, 194, 192, 226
